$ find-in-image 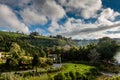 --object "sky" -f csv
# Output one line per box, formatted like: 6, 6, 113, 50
0, 0, 120, 39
